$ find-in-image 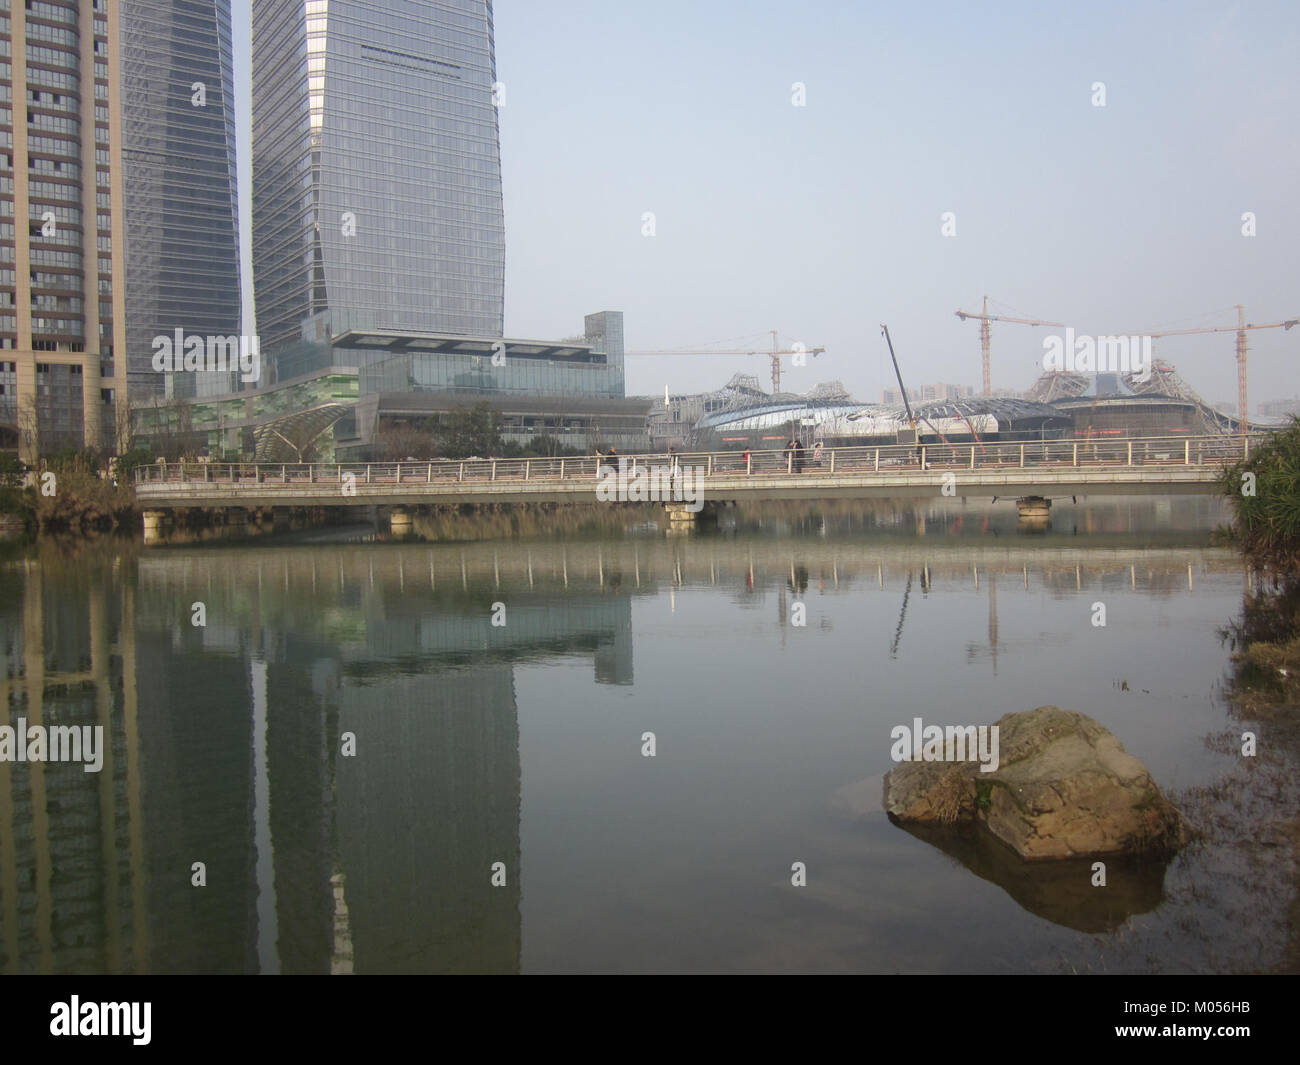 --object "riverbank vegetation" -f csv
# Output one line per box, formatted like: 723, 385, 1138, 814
0, 450, 138, 537
1220, 417, 1300, 704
